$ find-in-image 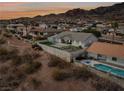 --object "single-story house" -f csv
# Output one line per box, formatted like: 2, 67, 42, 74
29, 28, 63, 39
48, 31, 97, 48
7, 24, 25, 31
87, 42, 124, 66
39, 24, 48, 29
7, 24, 27, 37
